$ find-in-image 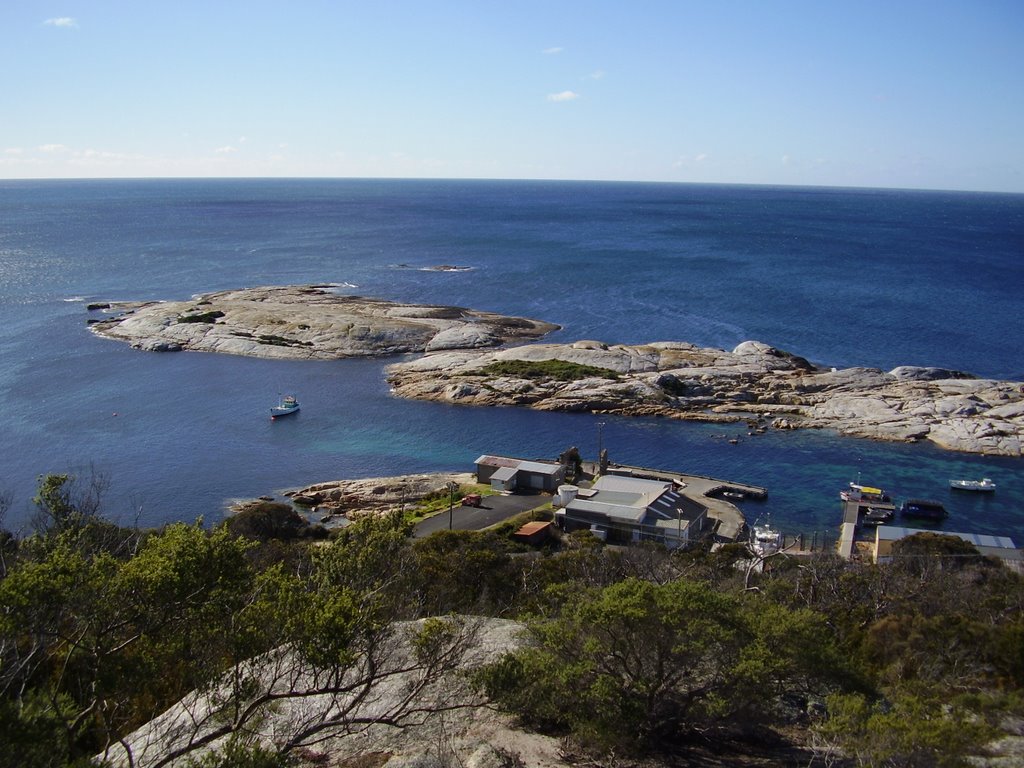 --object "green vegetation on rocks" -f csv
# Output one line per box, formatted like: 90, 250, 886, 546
476, 359, 620, 381
176, 310, 225, 323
